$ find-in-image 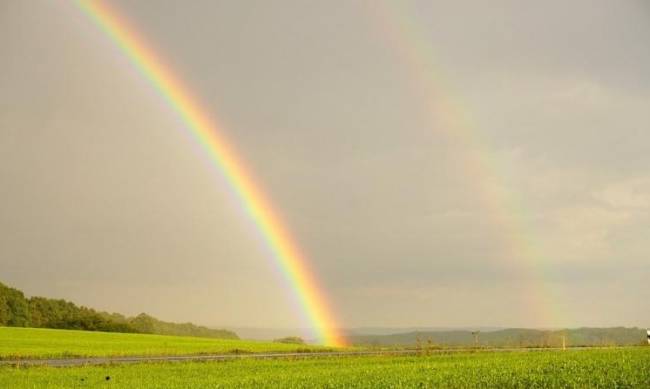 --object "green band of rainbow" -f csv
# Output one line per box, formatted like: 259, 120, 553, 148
77, 0, 345, 347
